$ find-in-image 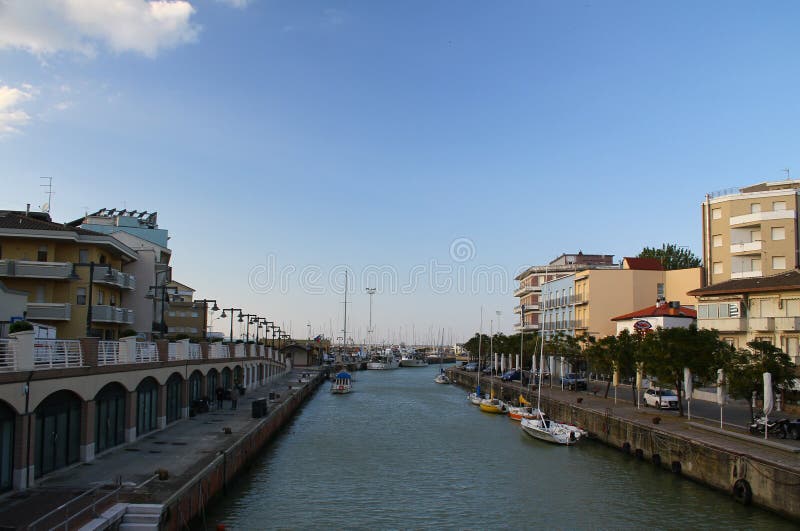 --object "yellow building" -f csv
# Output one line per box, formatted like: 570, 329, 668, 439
689, 270, 800, 366
162, 280, 205, 339
0, 210, 138, 339
702, 181, 800, 286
